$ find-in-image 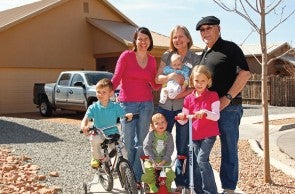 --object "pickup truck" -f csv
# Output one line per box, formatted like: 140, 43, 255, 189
33, 71, 116, 117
